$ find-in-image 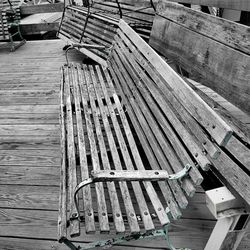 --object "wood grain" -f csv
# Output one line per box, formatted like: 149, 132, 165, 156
149, 5, 250, 115
165, 0, 250, 11
156, 1, 250, 54
0, 125, 59, 136
0, 185, 59, 210
0, 136, 59, 150
0, 150, 60, 166
0, 166, 59, 185
0, 208, 215, 248
0, 37, 249, 250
